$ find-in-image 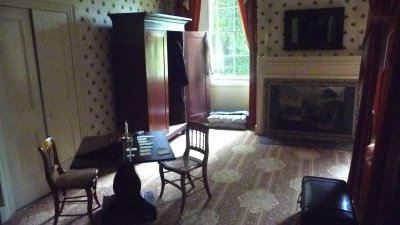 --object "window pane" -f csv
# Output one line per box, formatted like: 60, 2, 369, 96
235, 10, 243, 32
235, 56, 250, 76
210, 0, 249, 77
223, 56, 234, 75
214, 9, 234, 32
235, 32, 249, 55
214, 0, 236, 8
219, 32, 233, 55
